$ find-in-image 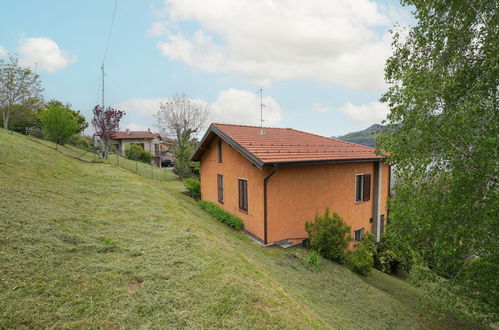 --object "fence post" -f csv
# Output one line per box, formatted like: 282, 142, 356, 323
151, 165, 154, 179
116, 152, 119, 166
